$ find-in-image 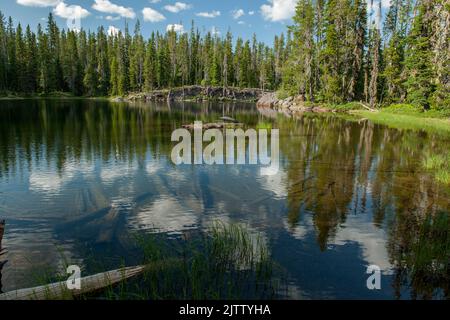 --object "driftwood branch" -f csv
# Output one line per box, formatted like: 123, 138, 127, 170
0, 258, 180, 300
0, 265, 145, 300
182, 122, 243, 130
357, 102, 377, 112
